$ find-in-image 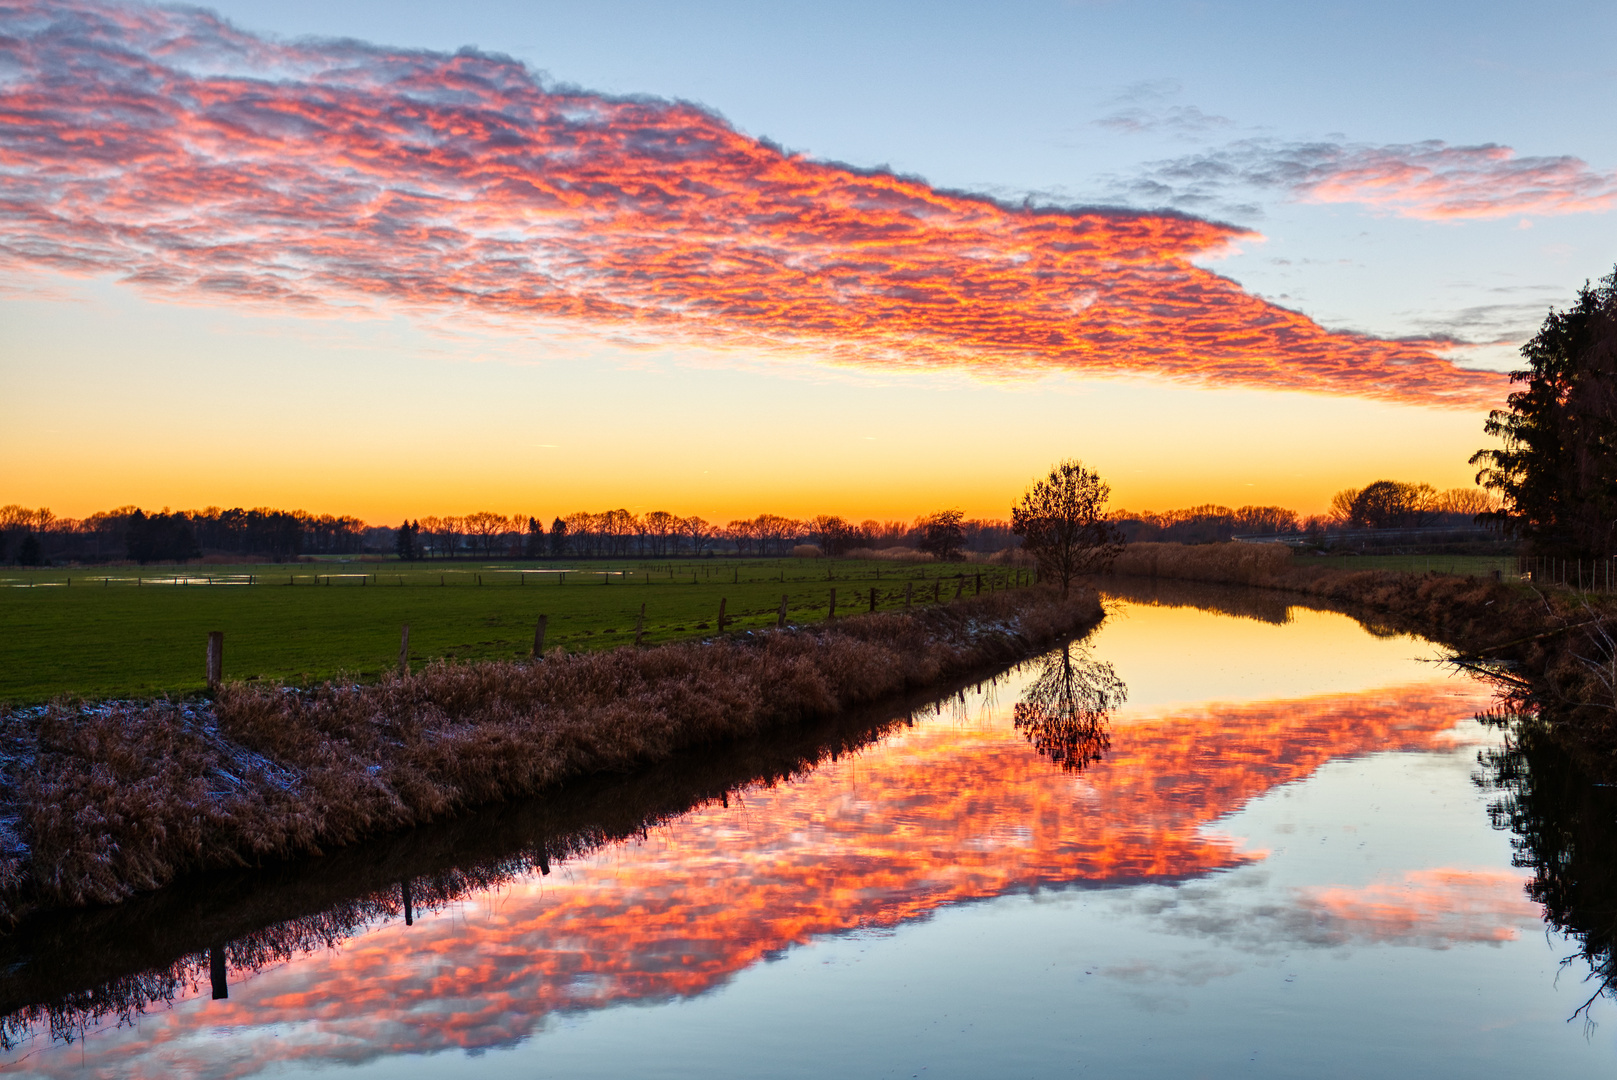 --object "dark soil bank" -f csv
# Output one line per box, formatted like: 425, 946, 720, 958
0, 587, 1102, 926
